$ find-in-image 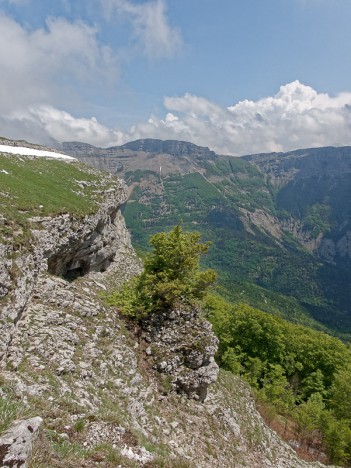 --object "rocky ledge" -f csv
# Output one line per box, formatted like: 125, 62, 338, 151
141, 305, 219, 402
0, 176, 134, 363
